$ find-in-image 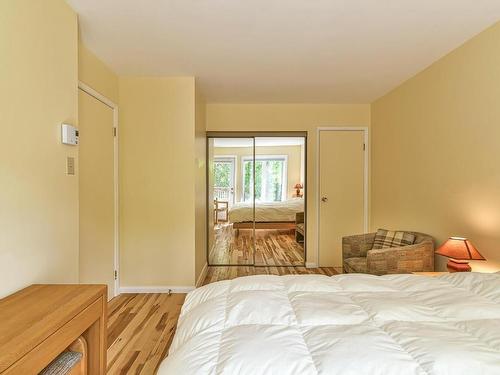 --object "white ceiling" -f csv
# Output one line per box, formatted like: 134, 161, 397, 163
68, 0, 500, 103
214, 137, 304, 148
